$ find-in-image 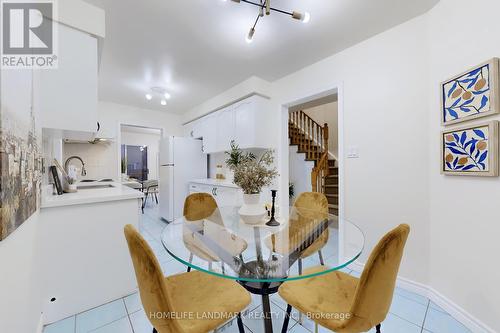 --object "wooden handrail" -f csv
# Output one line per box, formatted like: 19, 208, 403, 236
289, 110, 330, 194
